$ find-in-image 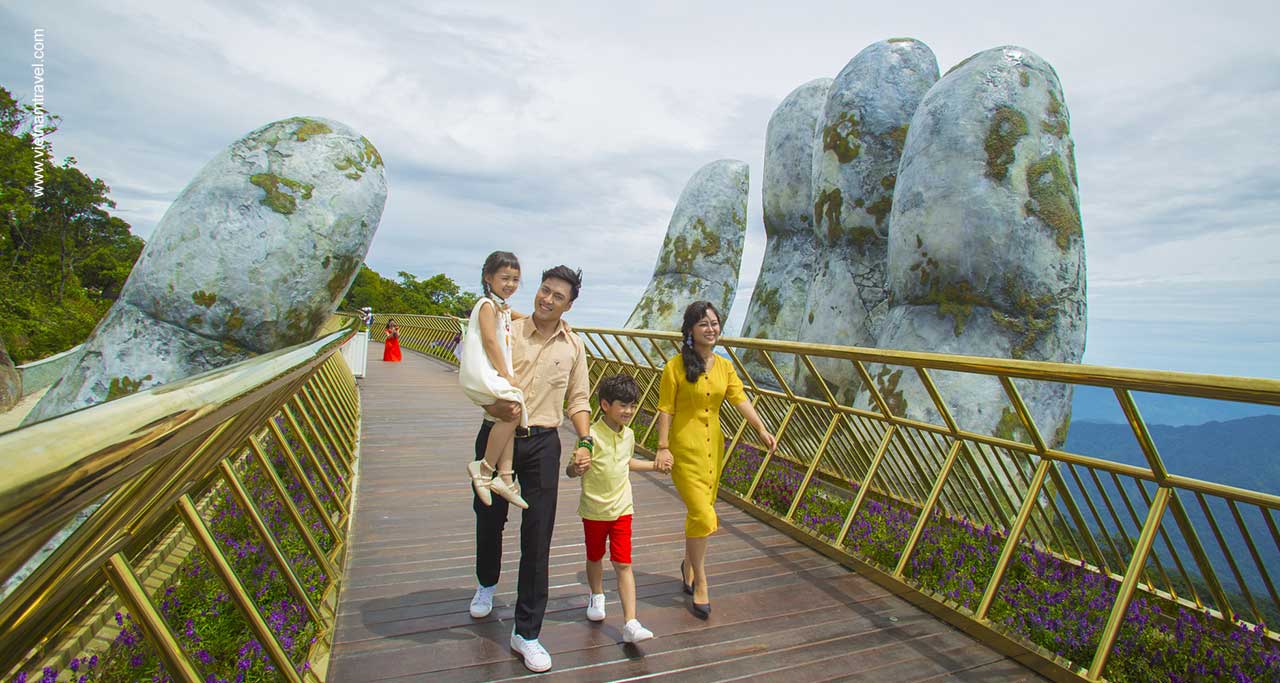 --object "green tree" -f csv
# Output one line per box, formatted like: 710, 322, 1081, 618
0, 85, 144, 363
340, 264, 476, 317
